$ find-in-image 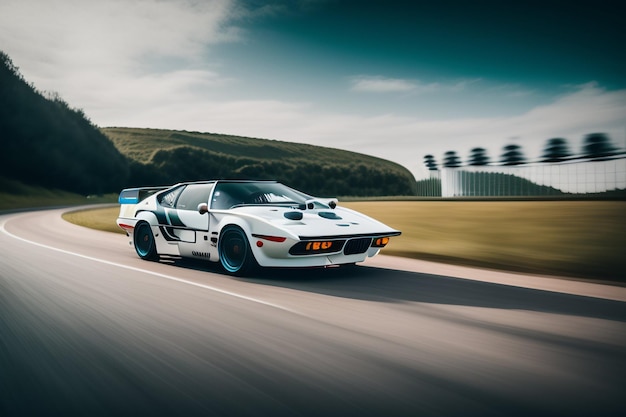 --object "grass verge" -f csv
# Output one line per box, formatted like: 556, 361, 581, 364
62, 206, 123, 234
62, 201, 626, 282
0, 178, 117, 211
